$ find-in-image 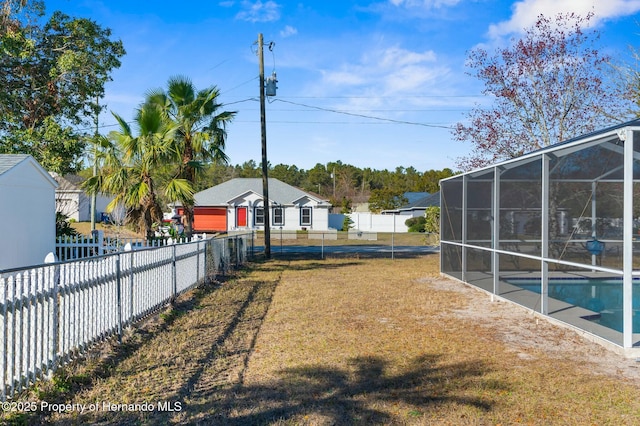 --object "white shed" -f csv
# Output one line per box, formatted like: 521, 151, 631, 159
50, 172, 113, 222
0, 154, 58, 270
